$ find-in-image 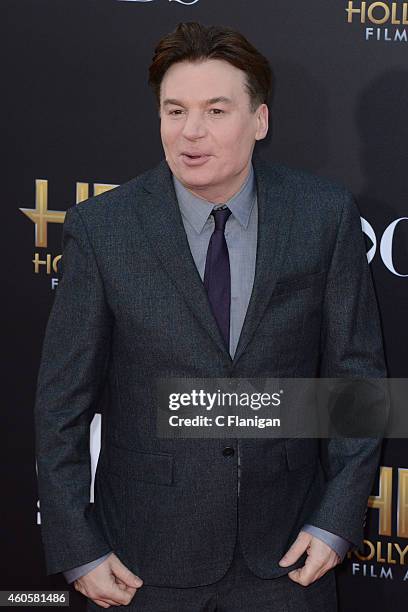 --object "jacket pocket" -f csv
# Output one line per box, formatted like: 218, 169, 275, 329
103, 443, 174, 486
285, 439, 319, 470
272, 270, 325, 297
